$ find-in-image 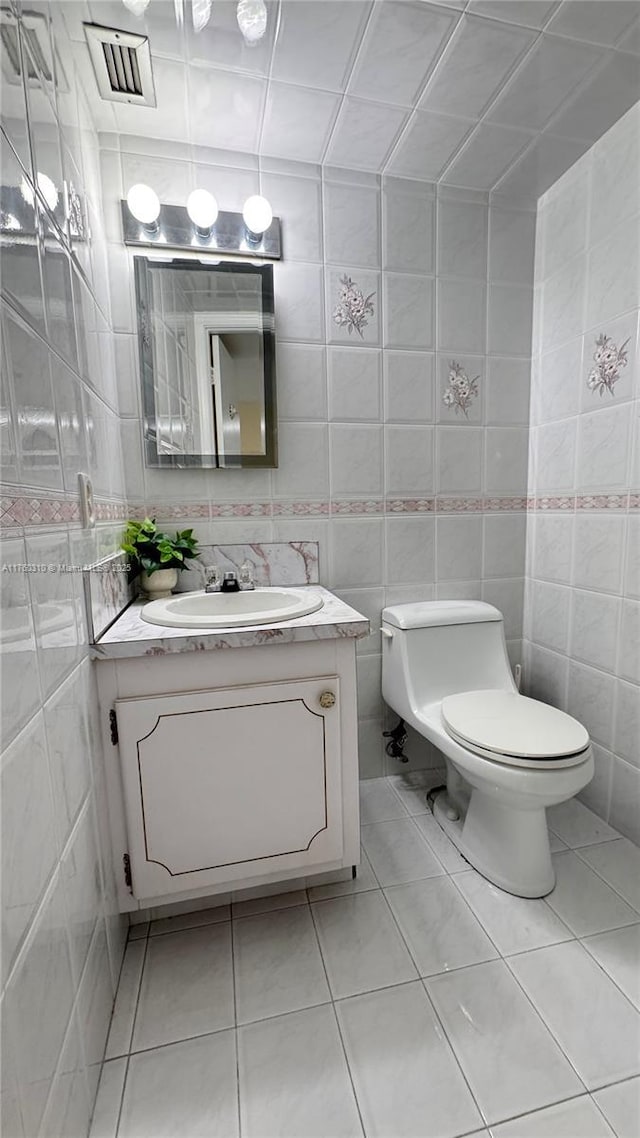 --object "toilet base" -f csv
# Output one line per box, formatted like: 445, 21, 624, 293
433, 789, 556, 898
